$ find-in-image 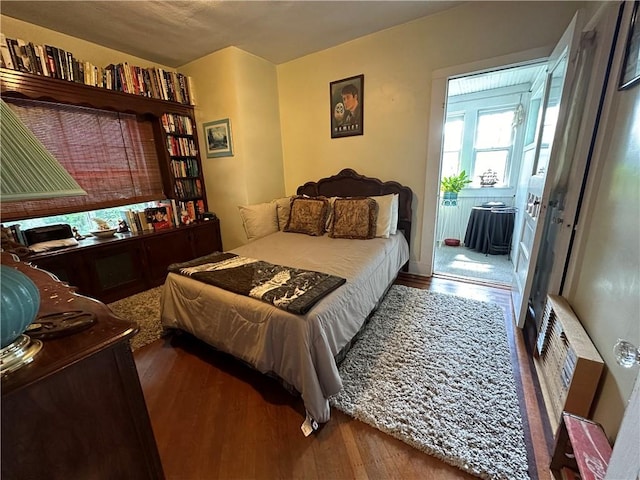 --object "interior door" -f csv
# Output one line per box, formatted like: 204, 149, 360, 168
512, 12, 583, 327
